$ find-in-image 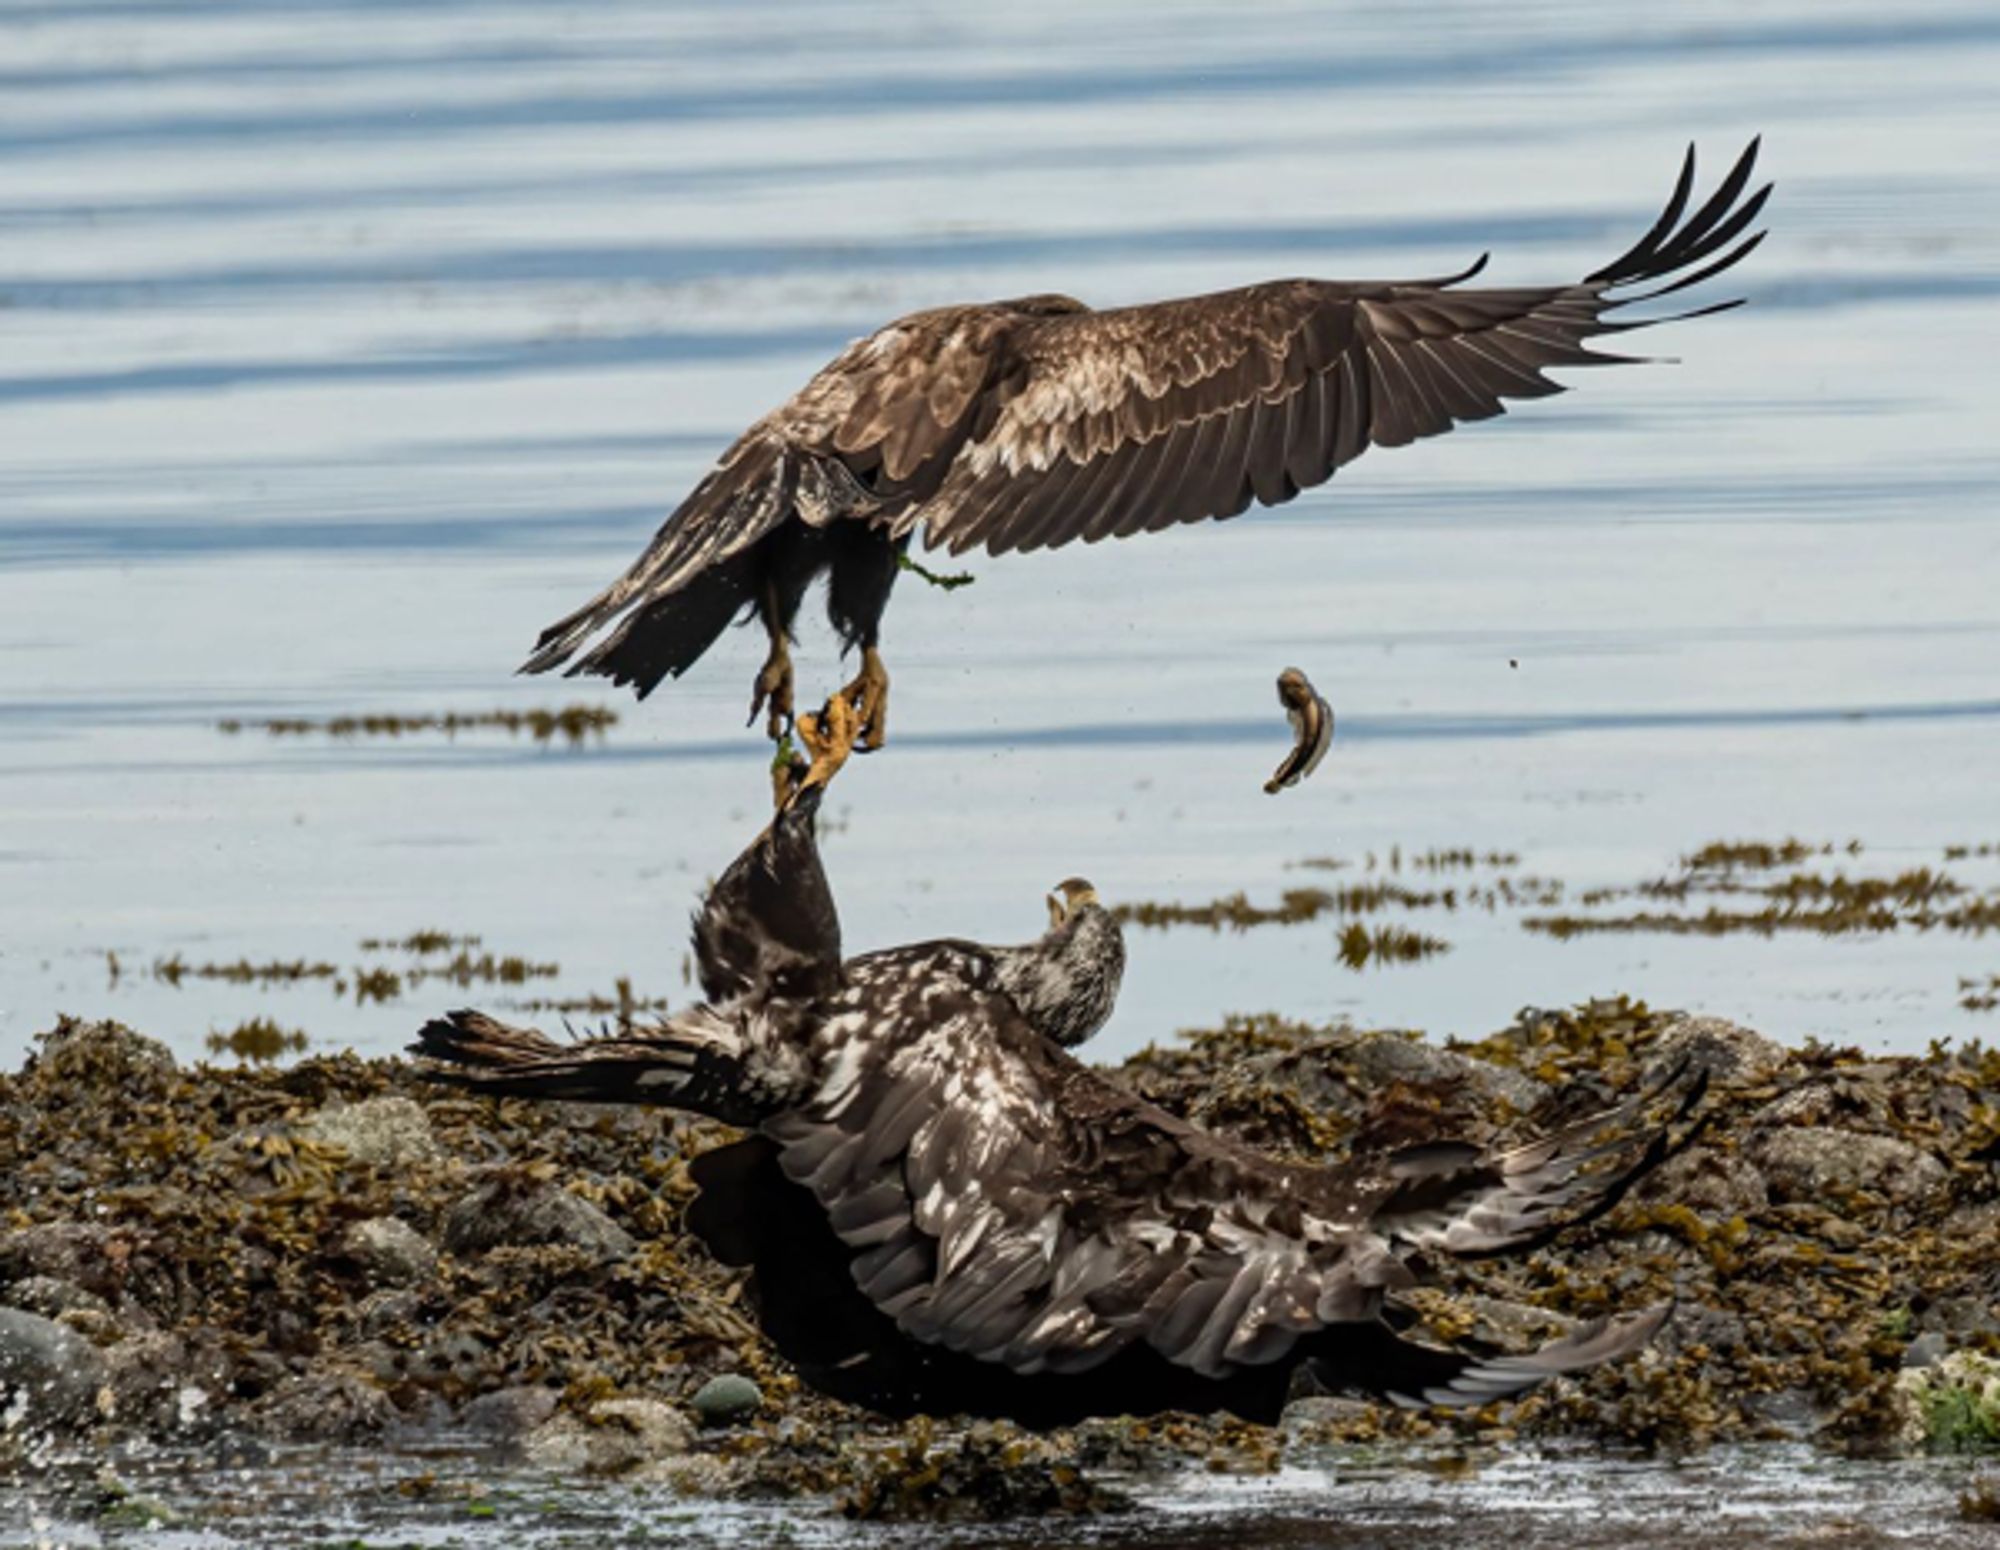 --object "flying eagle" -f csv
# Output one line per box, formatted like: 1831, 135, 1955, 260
415, 697, 1700, 1426
521, 141, 1769, 749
